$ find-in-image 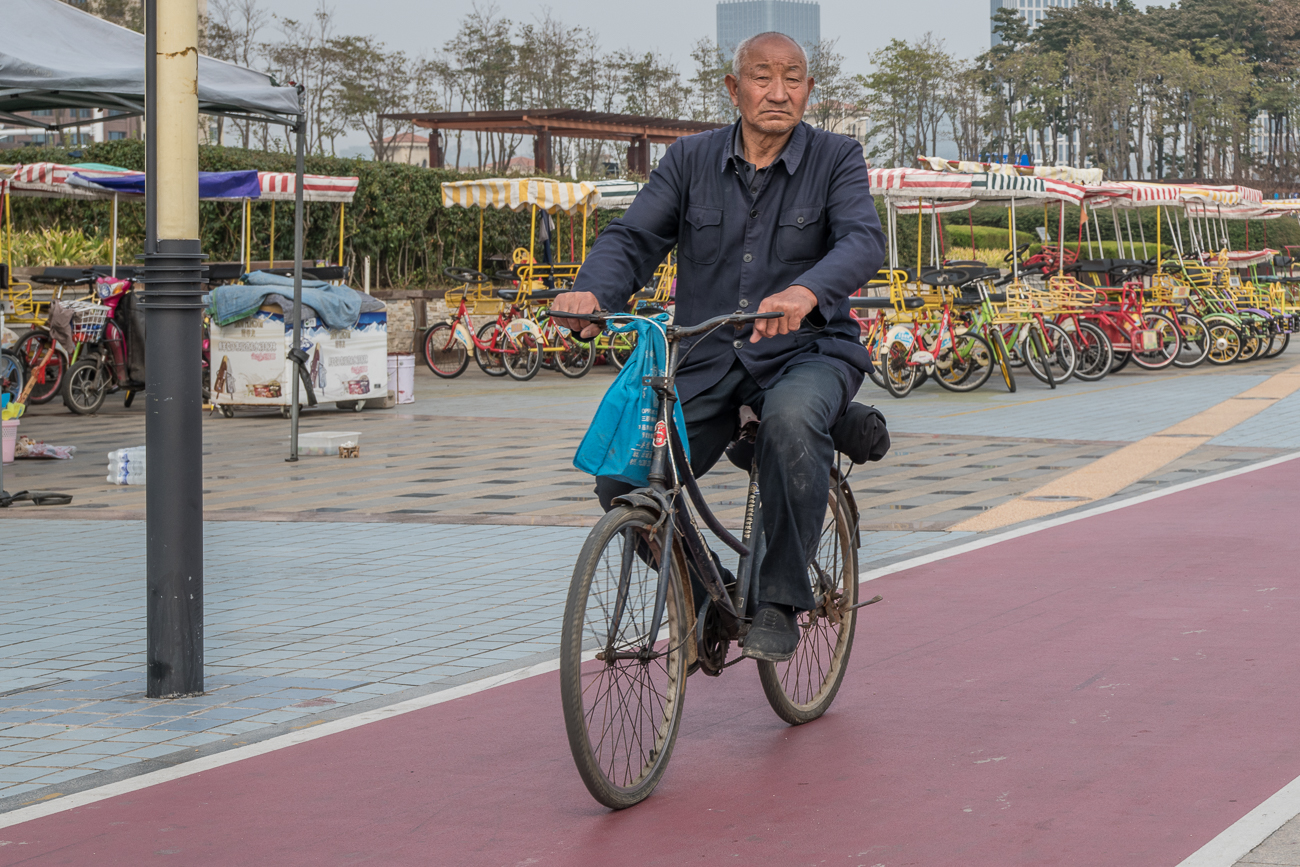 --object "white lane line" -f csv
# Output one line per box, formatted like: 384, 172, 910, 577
5, 448, 1299, 840
1174, 776, 1300, 867
862, 449, 1300, 583
0, 658, 561, 831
